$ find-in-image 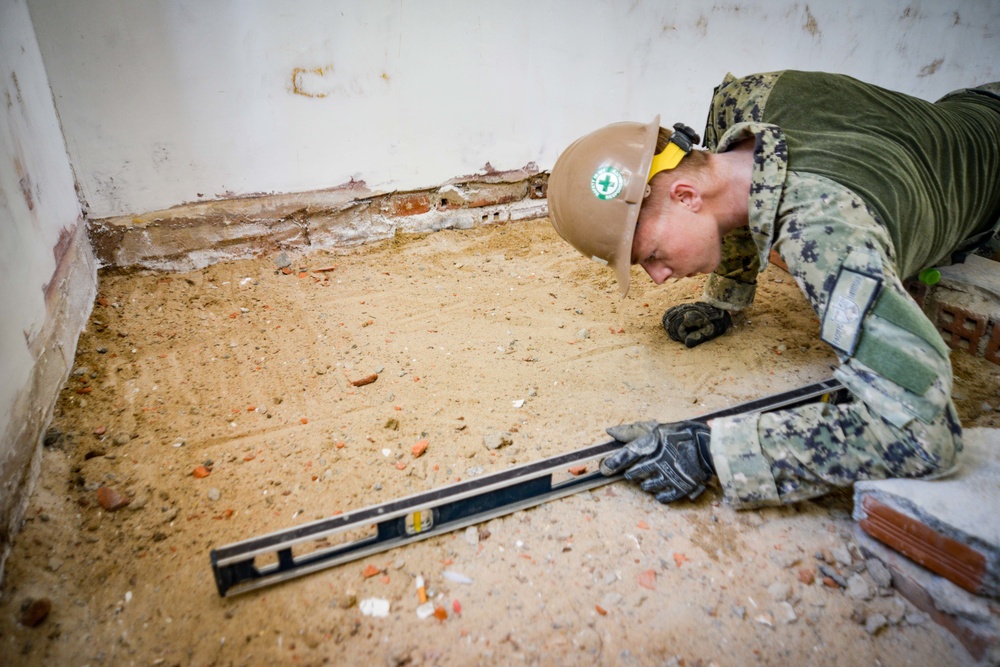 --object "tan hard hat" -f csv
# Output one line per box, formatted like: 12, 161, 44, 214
548, 116, 695, 297
548, 116, 659, 297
